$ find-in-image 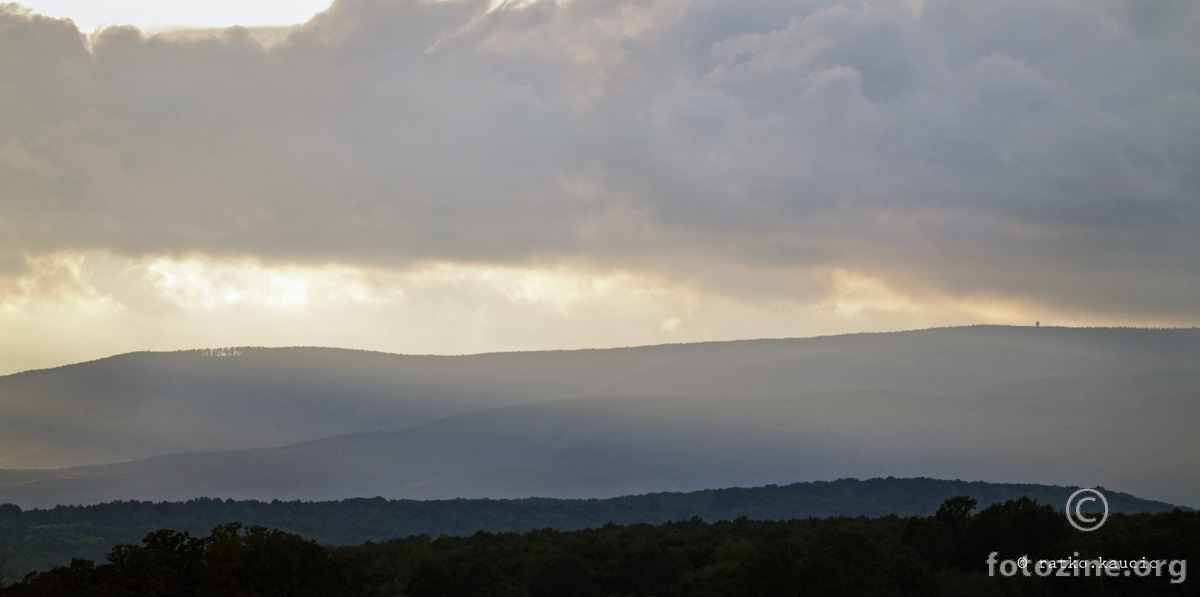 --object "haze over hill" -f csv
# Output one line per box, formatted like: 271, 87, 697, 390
1, 326, 1198, 508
